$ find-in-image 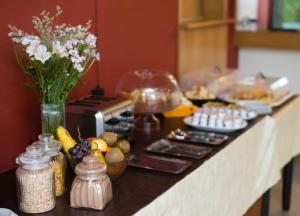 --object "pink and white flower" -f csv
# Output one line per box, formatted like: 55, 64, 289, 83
85, 33, 97, 48
52, 41, 68, 57
34, 45, 51, 63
